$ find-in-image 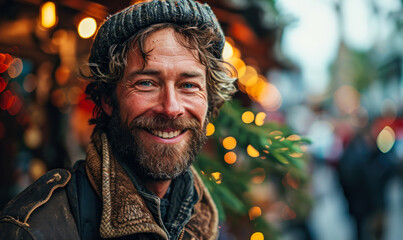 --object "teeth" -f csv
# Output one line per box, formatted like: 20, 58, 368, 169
151, 130, 181, 139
